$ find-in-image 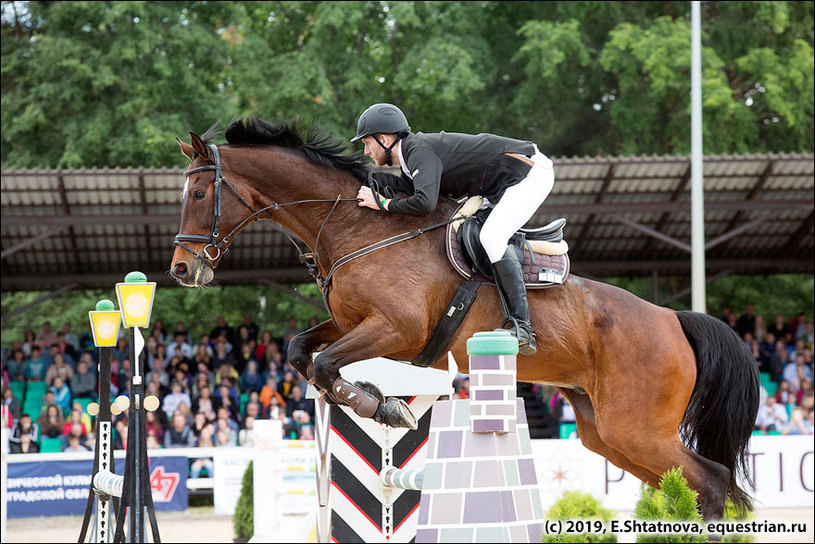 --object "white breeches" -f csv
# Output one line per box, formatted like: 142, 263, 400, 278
480, 147, 555, 263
